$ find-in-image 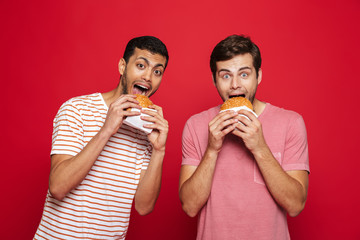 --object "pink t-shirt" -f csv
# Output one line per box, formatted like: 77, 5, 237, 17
182, 103, 309, 240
